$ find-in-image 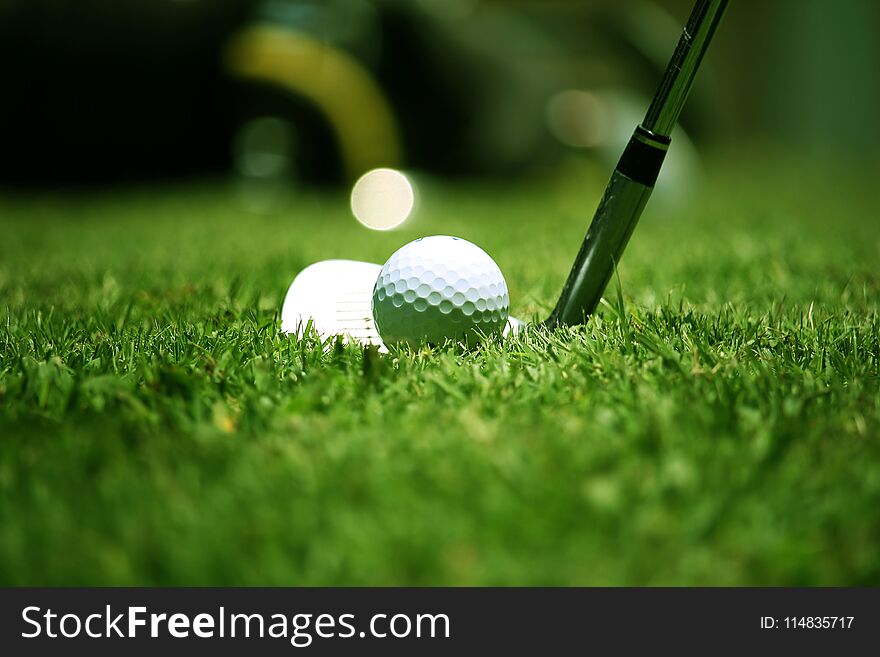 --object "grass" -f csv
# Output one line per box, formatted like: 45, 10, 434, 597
1, 156, 878, 585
